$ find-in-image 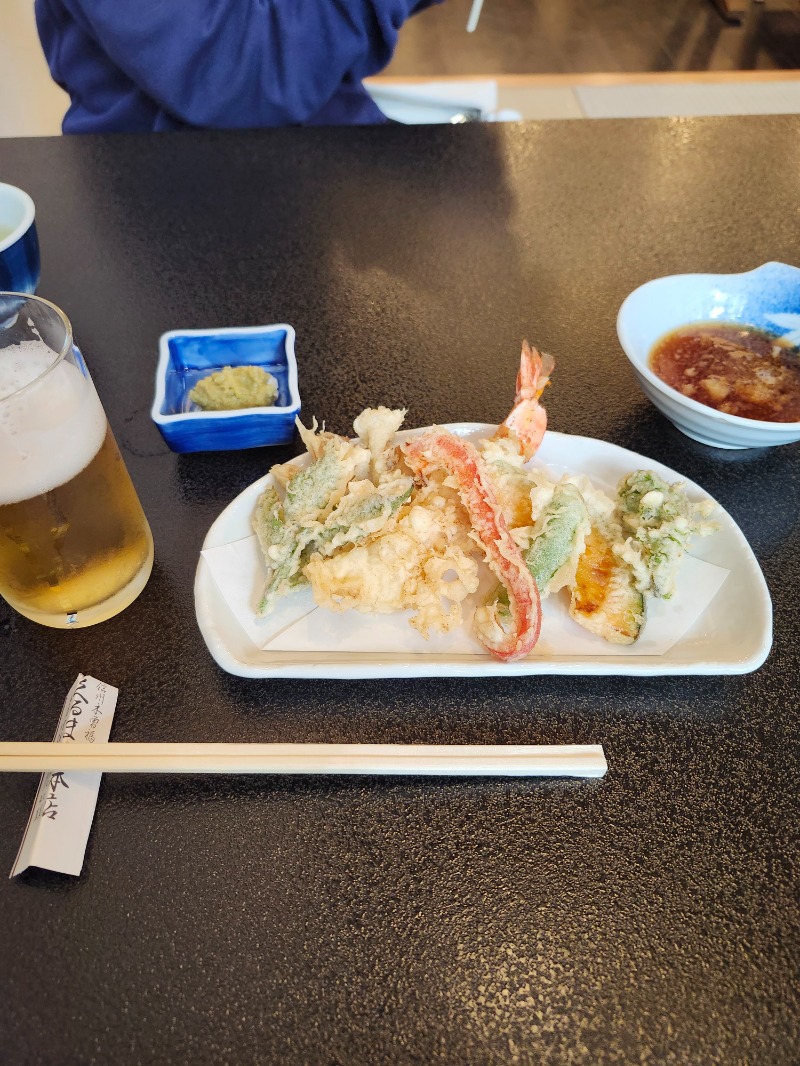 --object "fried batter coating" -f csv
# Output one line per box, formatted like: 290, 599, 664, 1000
305, 482, 479, 636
